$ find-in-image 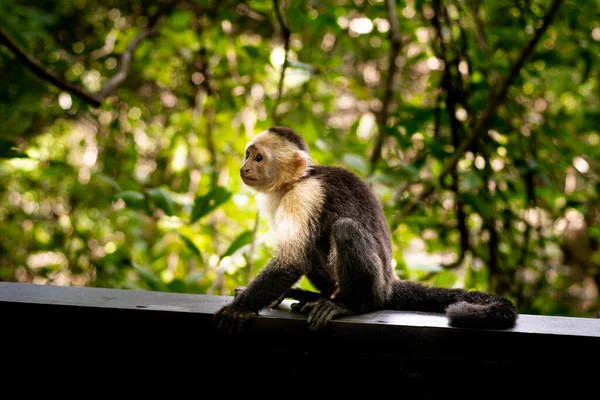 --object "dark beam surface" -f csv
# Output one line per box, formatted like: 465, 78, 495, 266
2, 282, 598, 394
